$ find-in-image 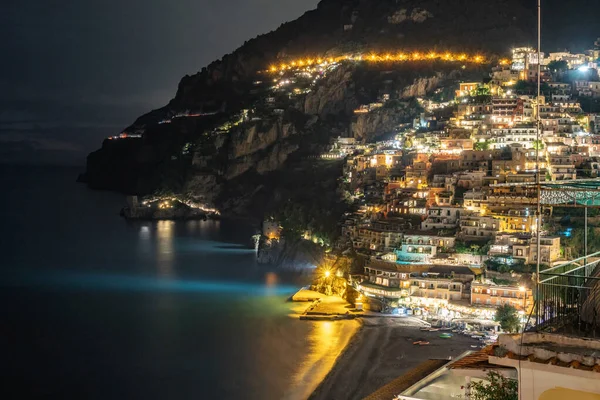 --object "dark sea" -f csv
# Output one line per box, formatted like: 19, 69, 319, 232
0, 166, 357, 400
